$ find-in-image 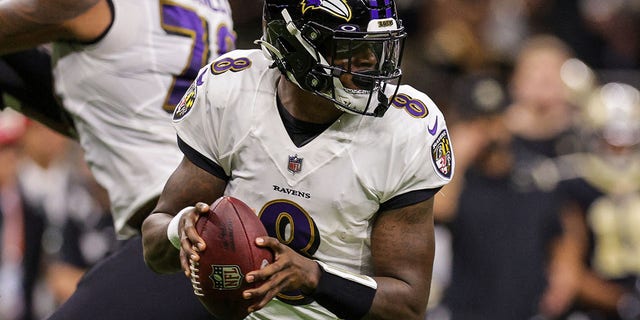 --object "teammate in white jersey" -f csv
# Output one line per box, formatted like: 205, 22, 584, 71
142, 0, 454, 319
0, 0, 235, 319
